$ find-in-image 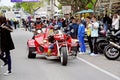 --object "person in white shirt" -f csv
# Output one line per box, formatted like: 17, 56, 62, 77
112, 12, 120, 32
90, 16, 99, 56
